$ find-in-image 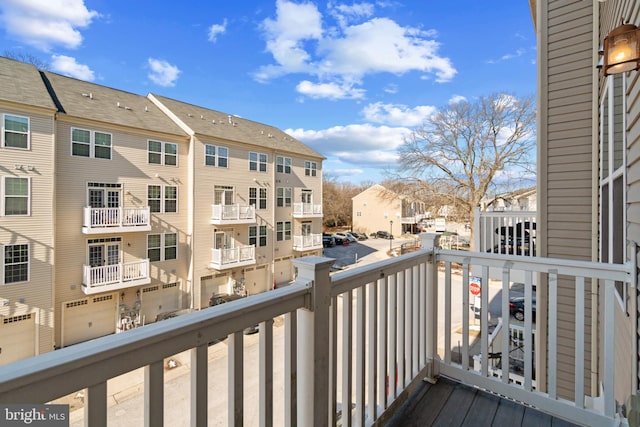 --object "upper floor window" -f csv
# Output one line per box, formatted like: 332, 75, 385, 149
249, 187, 267, 209
249, 152, 267, 172
304, 161, 317, 176
276, 187, 292, 207
3, 114, 29, 149
249, 225, 267, 247
148, 185, 177, 213
3, 176, 30, 216
149, 140, 177, 166
276, 156, 292, 174
4, 243, 28, 284
276, 221, 292, 241
148, 233, 177, 262
205, 144, 229, 168
72, 128, 112, 159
